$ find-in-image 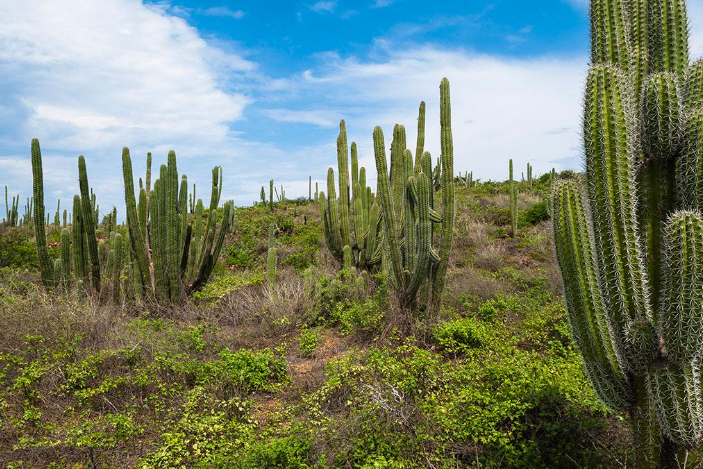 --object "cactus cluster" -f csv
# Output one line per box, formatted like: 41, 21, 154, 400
3, 186, 19, 226
551, 0, 703, 464
122, 148, 234, 303
29, 138, 233, 305
457, 171, 474, 188
320, 120, 383, 272
373, 78, 455, 314
526, 162, 533, 190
